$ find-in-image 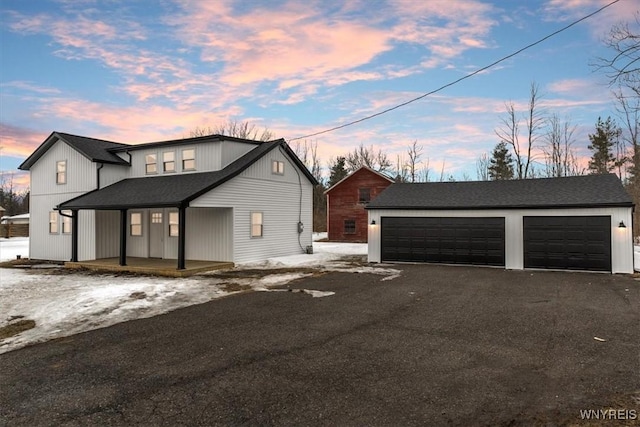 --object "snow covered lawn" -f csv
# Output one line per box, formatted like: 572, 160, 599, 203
0, 236, 399, 354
